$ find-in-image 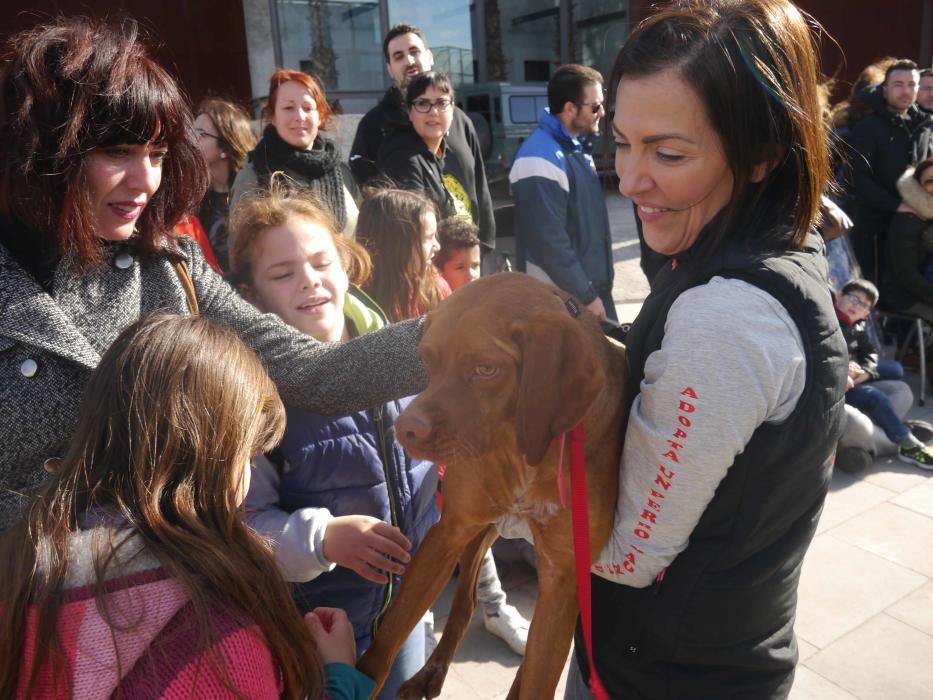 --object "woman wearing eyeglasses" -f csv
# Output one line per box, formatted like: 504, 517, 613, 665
378, 72, 460, 222
193, 98, 256, 273
231, 69, 359, 238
